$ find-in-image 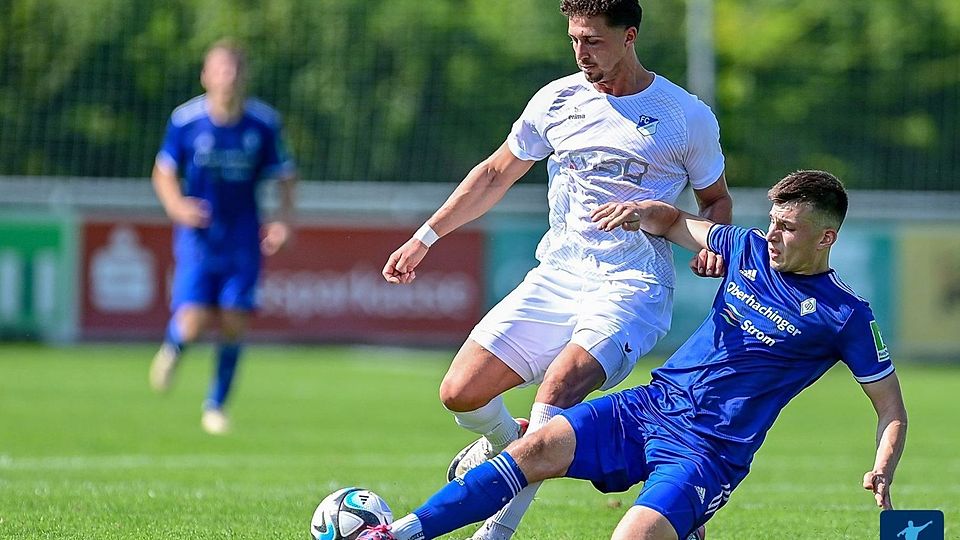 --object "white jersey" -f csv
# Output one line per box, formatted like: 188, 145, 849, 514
506, 72, 725, 287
